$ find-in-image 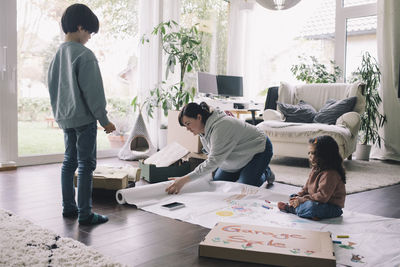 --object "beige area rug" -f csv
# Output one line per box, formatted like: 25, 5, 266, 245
270, 157, 400, 194
0, 209, 125, 267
